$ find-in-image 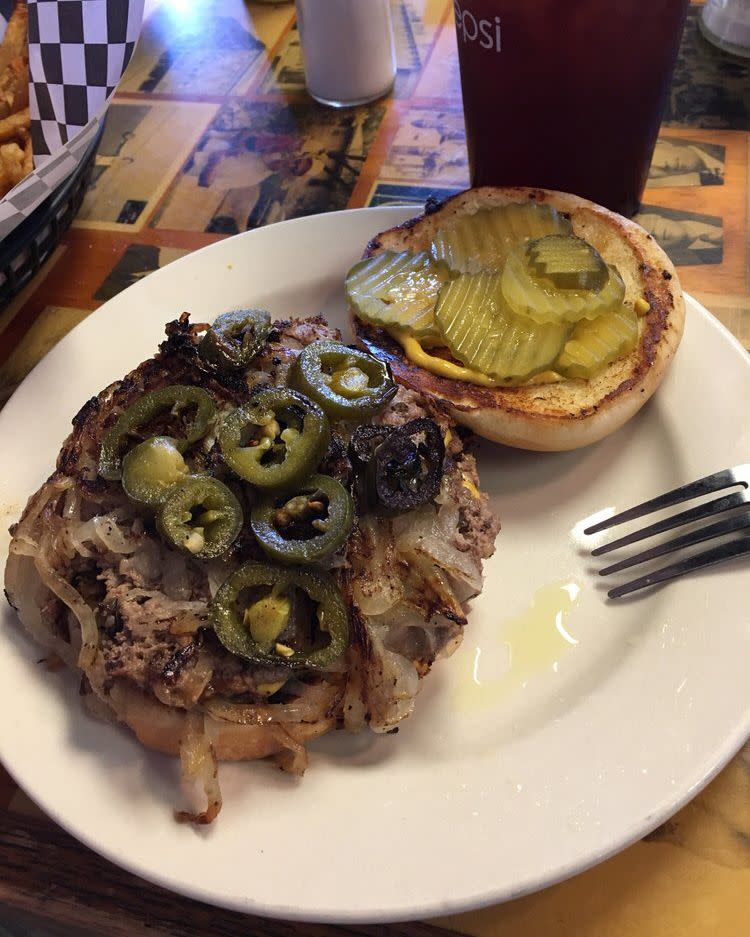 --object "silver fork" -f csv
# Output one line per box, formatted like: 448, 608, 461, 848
584, 464, 750, 599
